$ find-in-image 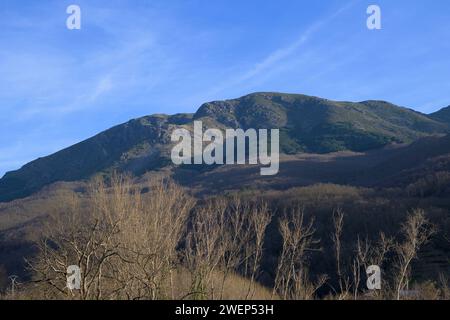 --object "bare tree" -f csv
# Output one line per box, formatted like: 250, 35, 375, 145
28, 173, 194, 300
394, 209, 435, 300
219, 196, 249, 299
19, 176, 446, 301
244, 201, 272, 299
331, 208, 350, 299
115, 177, 194, 299
184, 196, 272, 300
185, 198, 227, 300
352, 232, 394, 299
272, 206, 322, 300
28, 182, 124, 299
